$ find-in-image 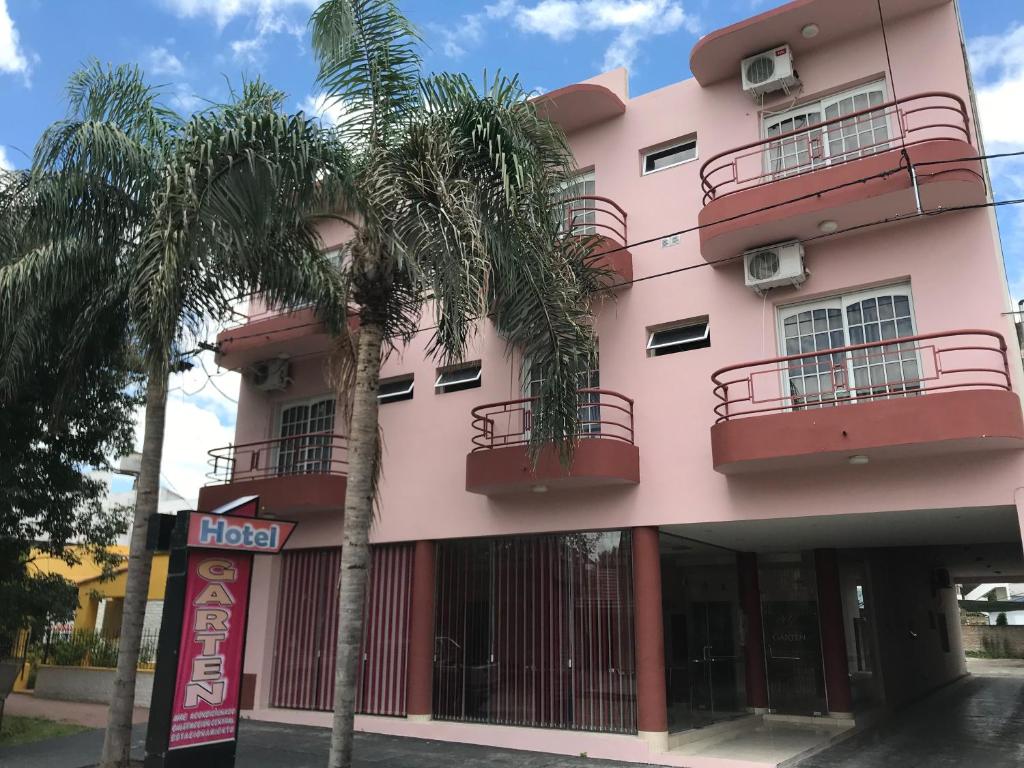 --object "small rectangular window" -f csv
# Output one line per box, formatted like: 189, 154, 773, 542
378, 375, 414, 404
647, 319, 710, 357
435, 362, 482, 394
642, 137, 697, 175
